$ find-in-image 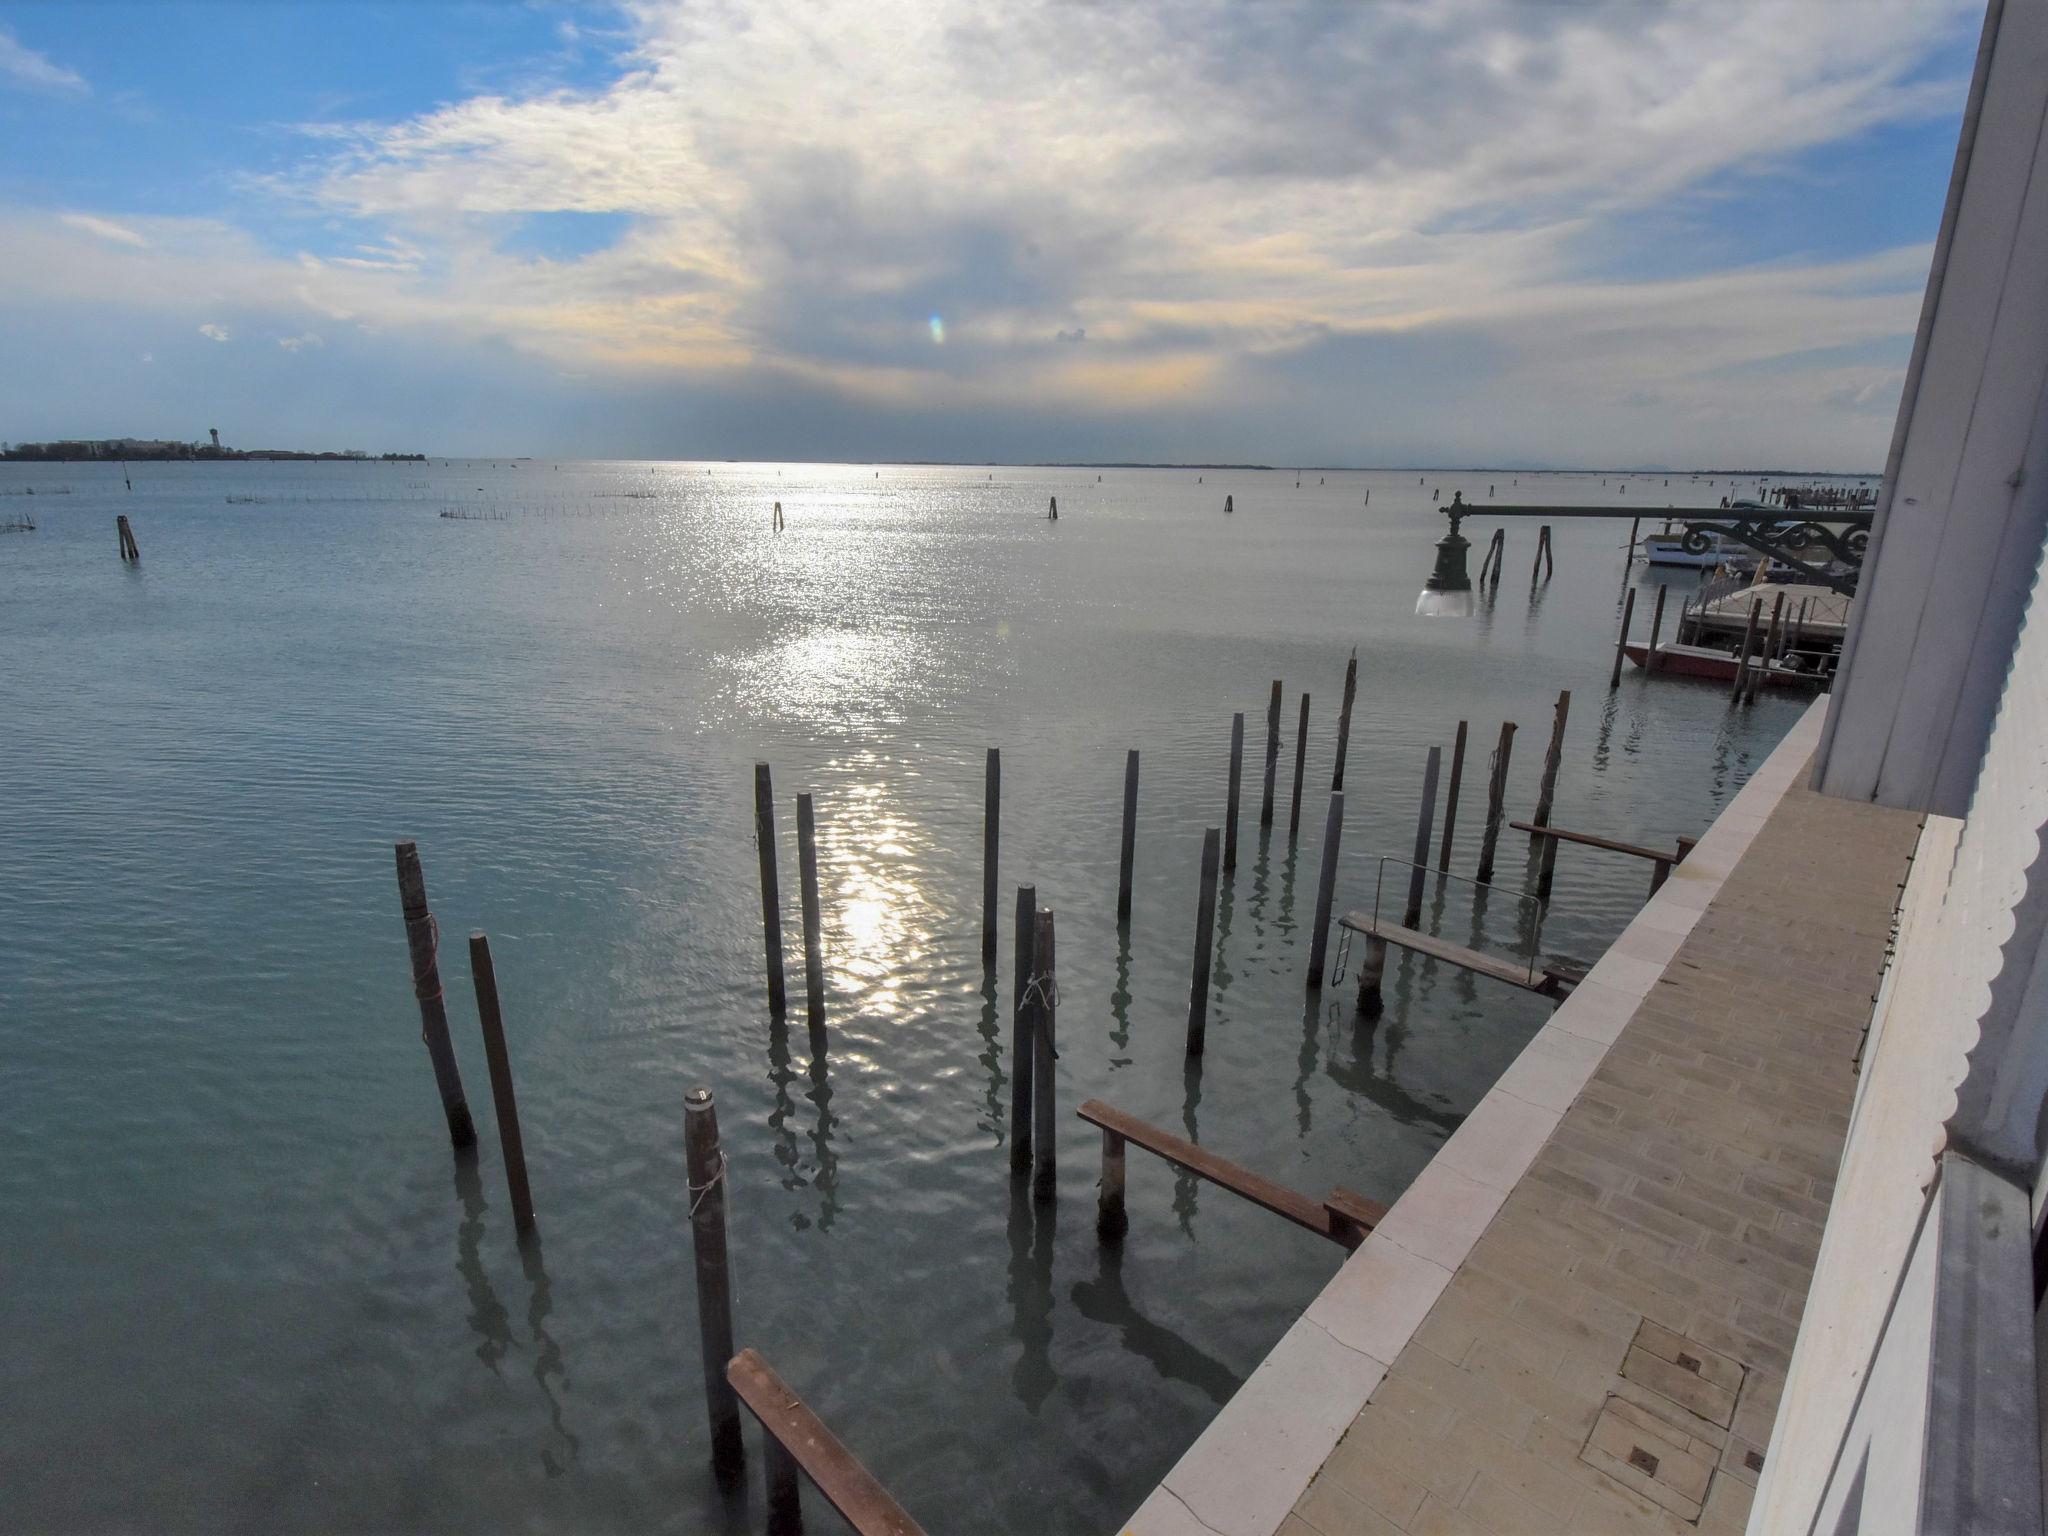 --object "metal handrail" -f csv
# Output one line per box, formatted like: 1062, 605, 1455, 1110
1371, 855, 1548, 985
